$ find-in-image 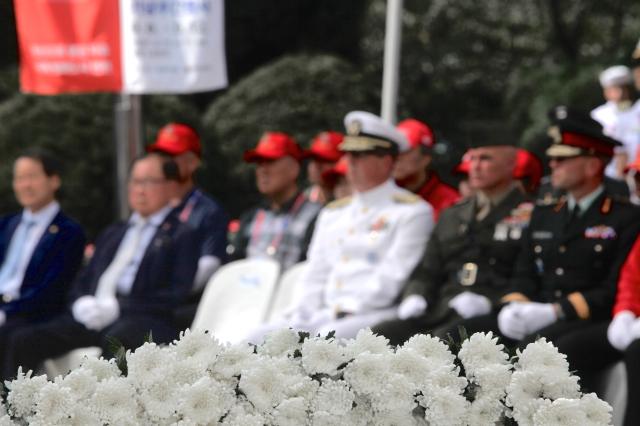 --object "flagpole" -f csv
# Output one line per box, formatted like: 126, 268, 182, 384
381, 0, 403, 125
114, 94, 143, 220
